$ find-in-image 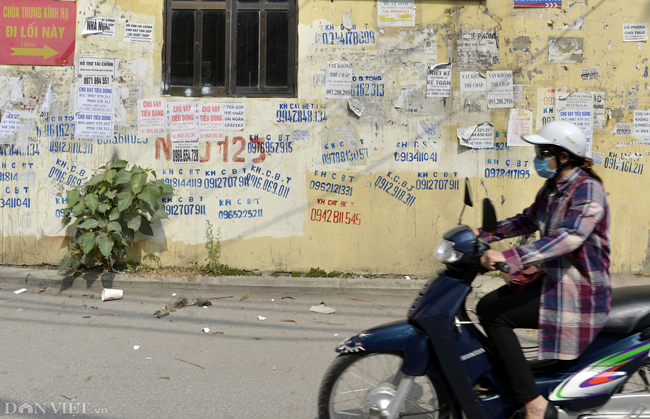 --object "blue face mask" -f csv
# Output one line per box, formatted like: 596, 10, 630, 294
534, 155, 557, 178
